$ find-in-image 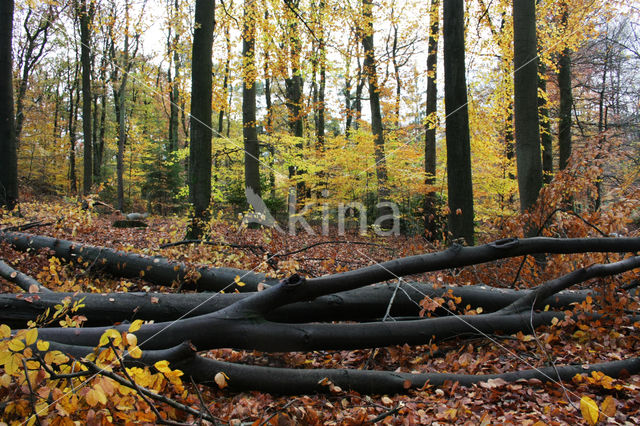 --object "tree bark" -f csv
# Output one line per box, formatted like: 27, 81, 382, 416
30, 235, 640, 351
187, 0, 215, 238
0, 231, 272, 292
424, 0, 439, 240
242, 0, 261, 198
0, 259, 51, 293
513, 0, 542, 221
0, 0, 18, 210
443, 0, 474, 244
78, 0, 93, 195
68, 62, 80, 195
558, 4, 572, 171
361, 0, 393, 226
538, 65, 553, 184
0, 283, 594, 328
